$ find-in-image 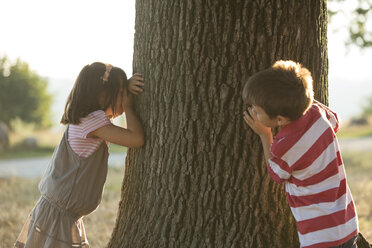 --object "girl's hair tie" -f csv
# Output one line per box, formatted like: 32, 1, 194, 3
101, 64, 113, 83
